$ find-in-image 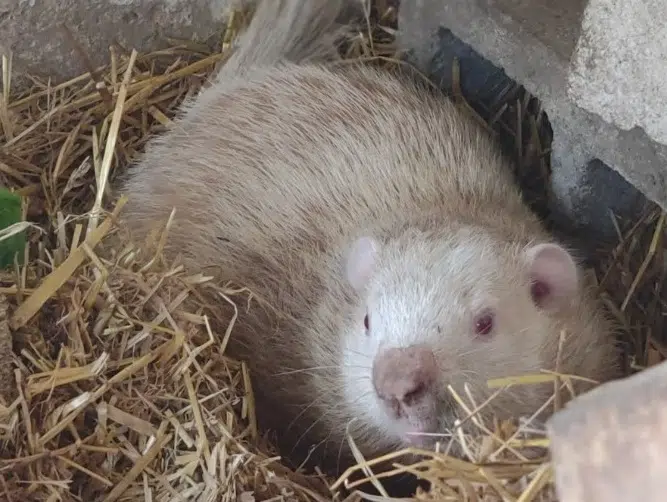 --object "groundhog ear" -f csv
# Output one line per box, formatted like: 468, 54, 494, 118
525, 242, 579, 310
346, 236, 378, 291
